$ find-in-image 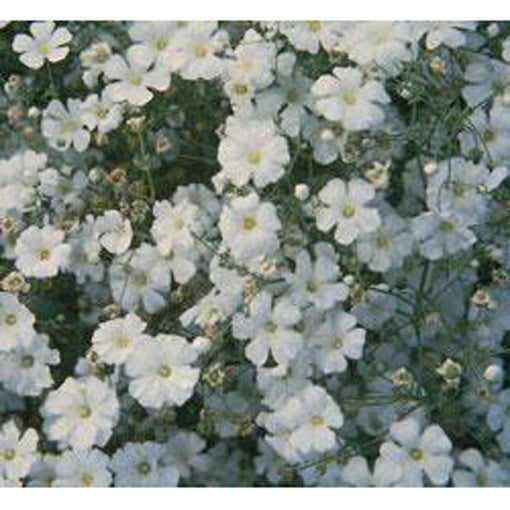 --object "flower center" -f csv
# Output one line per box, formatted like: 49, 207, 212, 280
137, 461, 152, 476
476, 475, 487, 487
243, 216, 257, 232
451, 180, 466, 197
78, 405, 92, 419
332, 337, 344, 349
4, 314, 17, 326
376, 234, 392, 249
248, 151, 262, 165
286, 88, 299, 103
2, 449, 16, 461
264, 320, 278, 334
97, 107, 109, 119
311, 415, 325, 427
308, 21, 322, 33
484, 128, 497, 142
130, 73, 143, 86
116, 336, 131, 349
439, 220, 455, 233
96, 48, 110, 63
233, 83, 249, 96
20, 354, 34, 369
158, 364, 172, 378
173, 217, 185, 230
38, 42, 50, 55
342, 204, 356, 218
156, 38, 168, 51
343, 91, 358, 106
306, 281, 318, 293
80, 475, 94, 487
410, 448, 424, 461
132, 272, 148, 287
195, 45, 207, 58
37, 248, 52, 261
